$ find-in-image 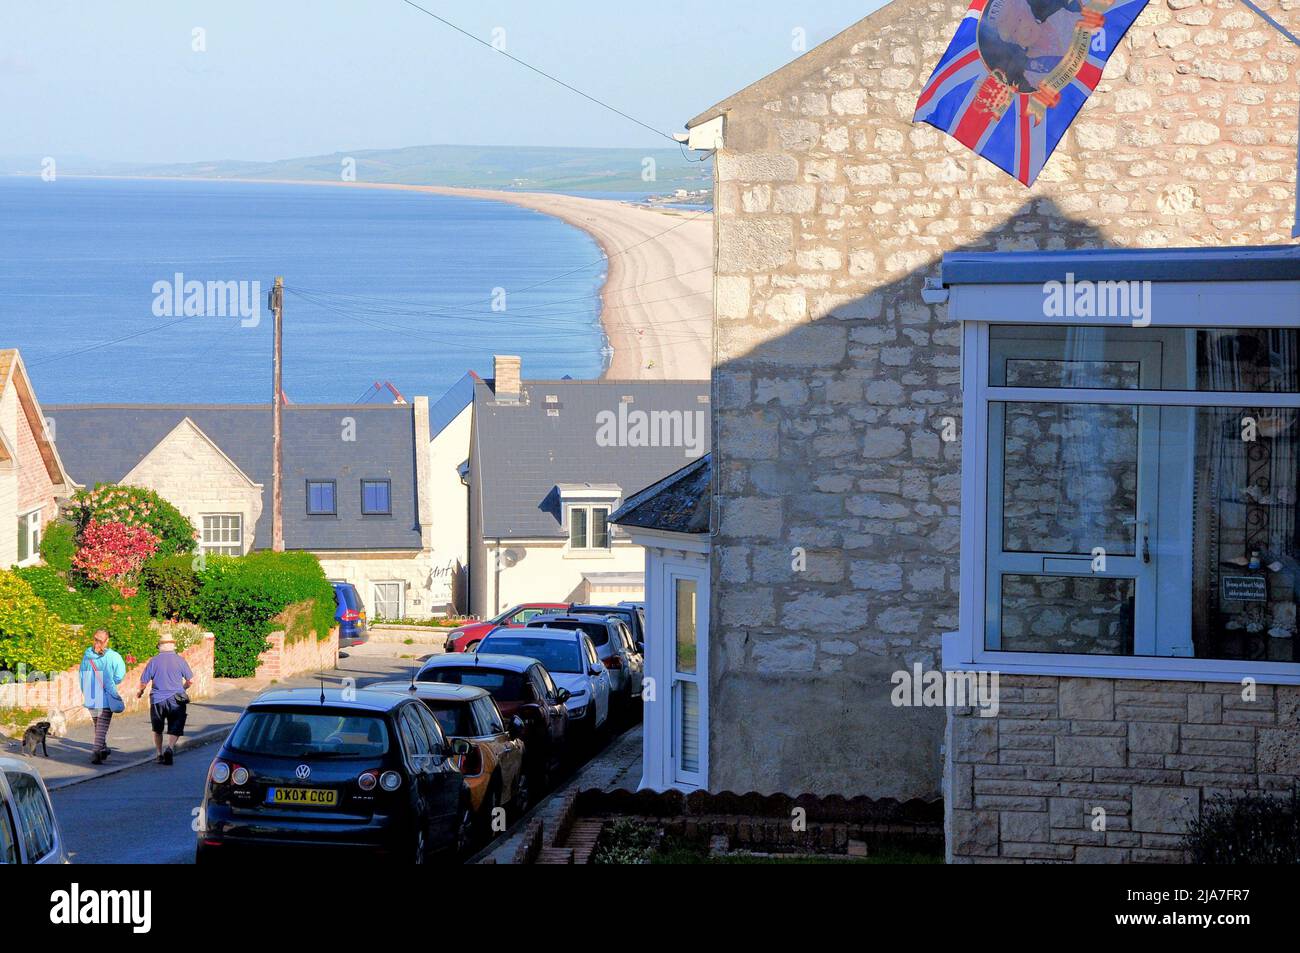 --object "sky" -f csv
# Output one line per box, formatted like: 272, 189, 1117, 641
1, 0, 887, 163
